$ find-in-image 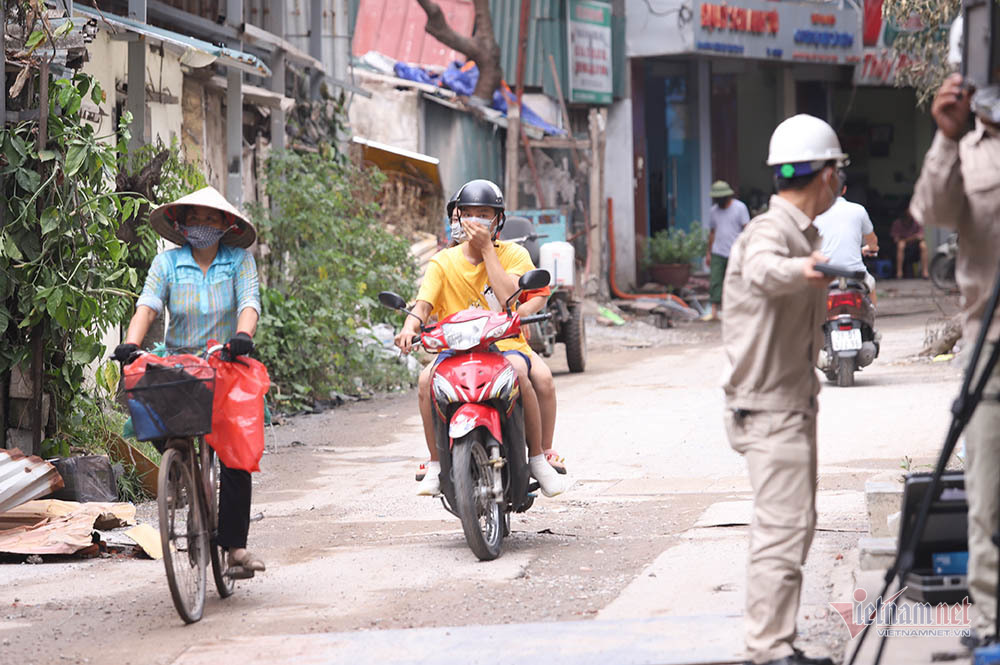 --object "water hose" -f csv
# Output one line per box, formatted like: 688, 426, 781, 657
606, 197, 699, 313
